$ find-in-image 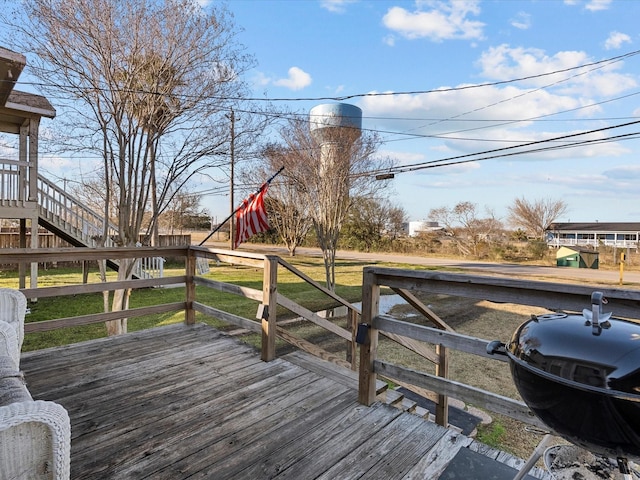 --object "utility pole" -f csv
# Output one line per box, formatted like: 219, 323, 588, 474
228, 109, 235, 250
